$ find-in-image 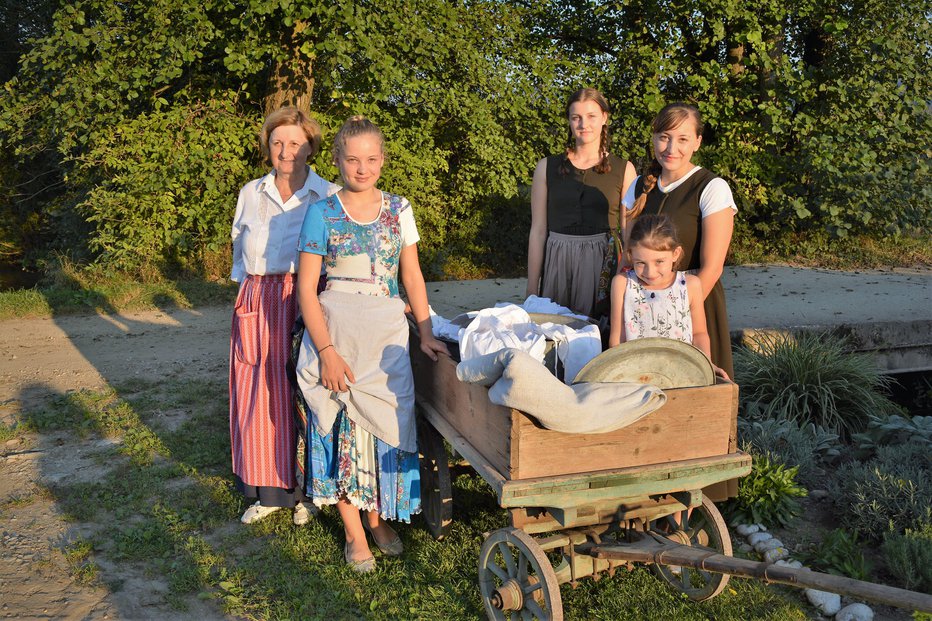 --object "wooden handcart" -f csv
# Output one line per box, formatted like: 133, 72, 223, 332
410, 331, 932, 620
